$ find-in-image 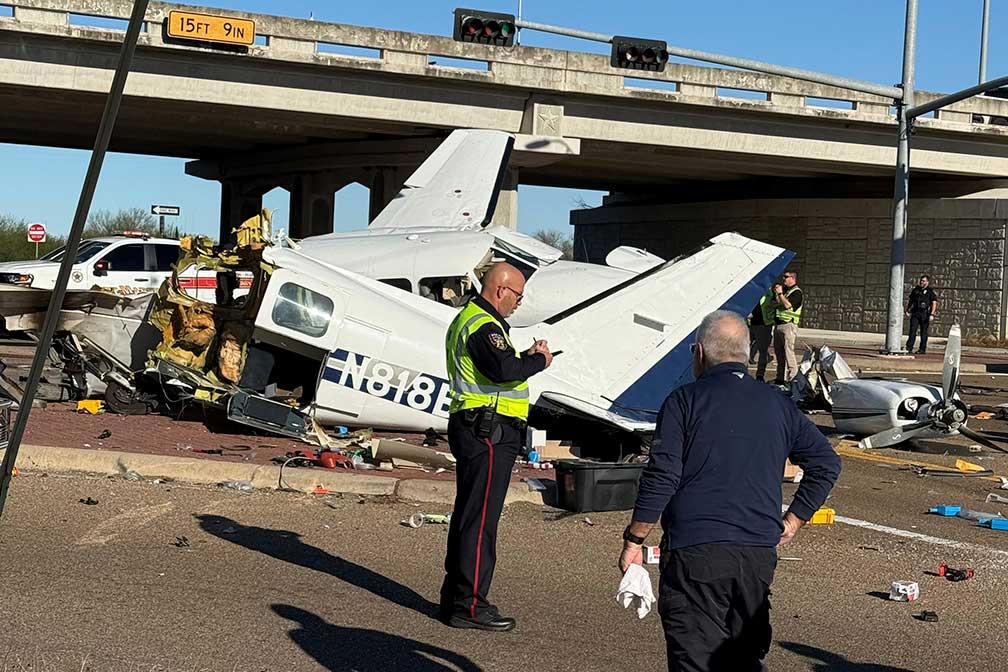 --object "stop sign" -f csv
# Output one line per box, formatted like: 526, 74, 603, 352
27, 223, 46, 243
